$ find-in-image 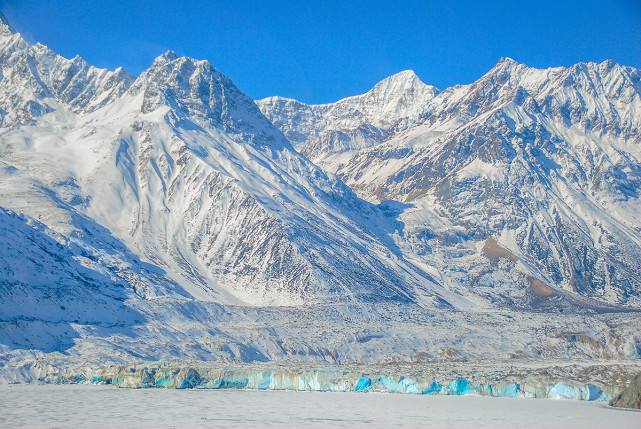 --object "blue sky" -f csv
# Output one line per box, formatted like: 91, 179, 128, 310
2, 0, 640, 104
